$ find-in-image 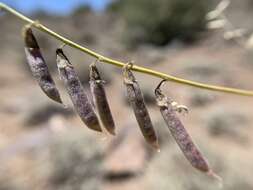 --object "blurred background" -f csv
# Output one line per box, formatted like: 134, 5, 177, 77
0, 0, 253, 189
